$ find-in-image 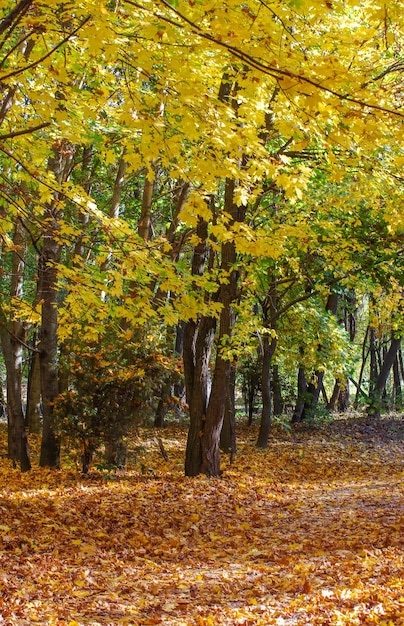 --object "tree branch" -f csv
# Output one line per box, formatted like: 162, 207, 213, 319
124, 0, 404, 120
0, 16, 91, 82
0, 122, 50, 141
0, 0, 33, 37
